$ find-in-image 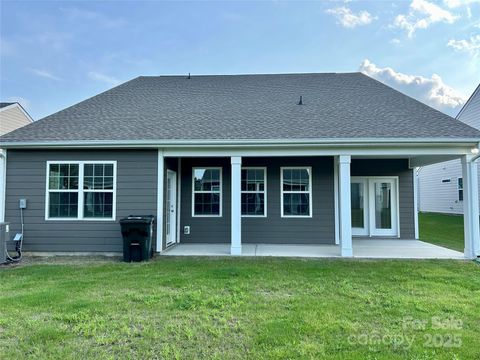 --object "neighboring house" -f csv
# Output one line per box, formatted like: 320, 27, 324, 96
418, 84, 480, 214
0, 73, 479, 258
0, 102, 34, 222
0, 102, 33, 136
